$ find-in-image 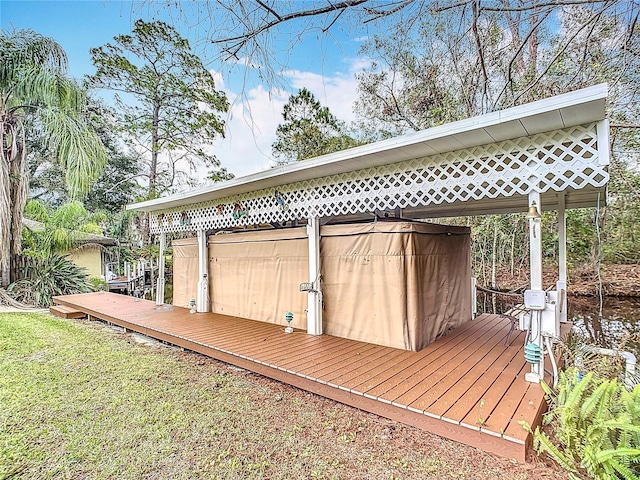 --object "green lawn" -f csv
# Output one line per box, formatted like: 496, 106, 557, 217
0, 312, 564, 479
